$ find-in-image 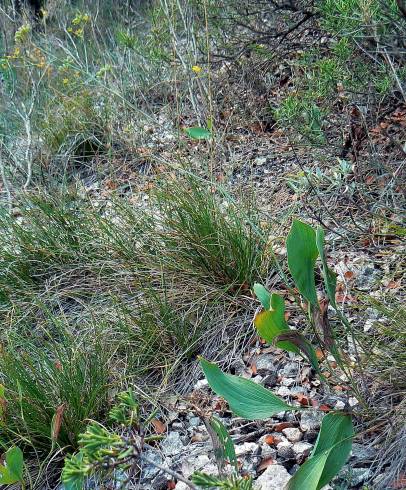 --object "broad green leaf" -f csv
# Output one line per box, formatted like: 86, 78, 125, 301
185, 127, 211, 140
0, 446, 23, 484
200, 358, 295, 420
311, 412, 354, 488
210, 417, 238, 471
254, 293, 298, 353
286, 451, 329, 490
274, 331, 319, 372
316, 227, 337, 309
287, 413, 353, 490
253, 283, 271, 310
287, 220, 318, 306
